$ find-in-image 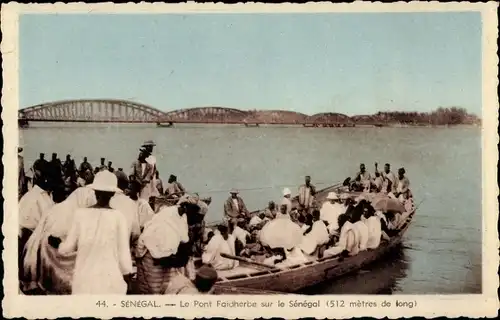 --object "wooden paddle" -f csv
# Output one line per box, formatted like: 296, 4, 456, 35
220, 253, 275, 269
